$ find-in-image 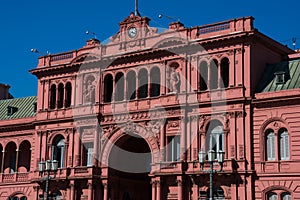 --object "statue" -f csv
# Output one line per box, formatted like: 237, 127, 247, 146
84, 79, 95, 103
169, 67, 180, 93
